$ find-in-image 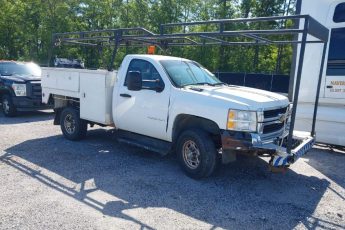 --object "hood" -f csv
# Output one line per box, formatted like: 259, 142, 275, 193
0, 74, 41, 83
184, 85, 289, 110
